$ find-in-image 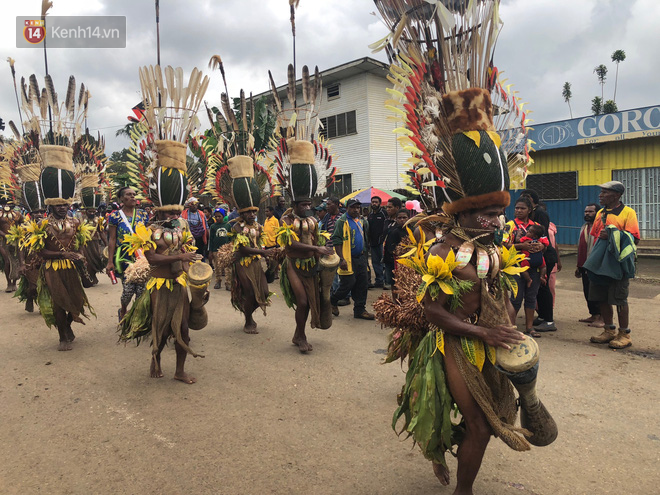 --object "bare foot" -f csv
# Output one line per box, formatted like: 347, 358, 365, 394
292, 337, 313, 353
588, 320, 605, 328
174, 372, 197, 384
65, 328, 76, 342
150, 359, 164, 378
579, 316, 596, 323
25, 299, 34, 313
432, 462, 450, 486
243, 321, 259, 334
57, 341, 73, 351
